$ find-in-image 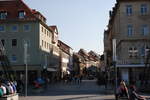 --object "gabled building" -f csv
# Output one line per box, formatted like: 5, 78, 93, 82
58, 40, 73, 78
78, 49, 89, 68
74, 49, 100, 76
0, 0, 59, 82
88, 51, 100, 68
47, 26, 60, 81
104, 0, 150, 84
72, 52, 84, 75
